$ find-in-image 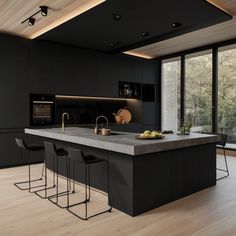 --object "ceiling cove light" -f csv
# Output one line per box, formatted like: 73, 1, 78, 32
123, 51, 153, 59
29, 0, 106, 39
